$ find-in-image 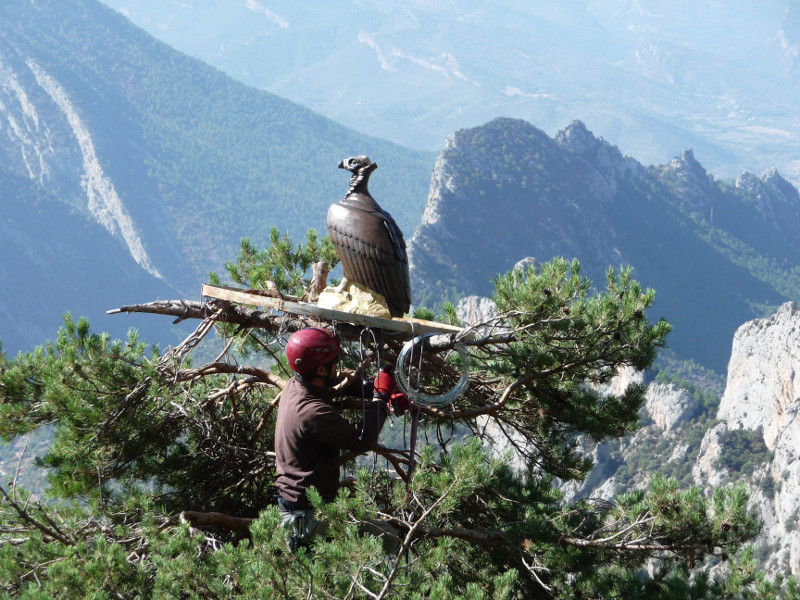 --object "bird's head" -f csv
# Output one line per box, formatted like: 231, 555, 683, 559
339, 156, 378, 197
338, 156, 376, 174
